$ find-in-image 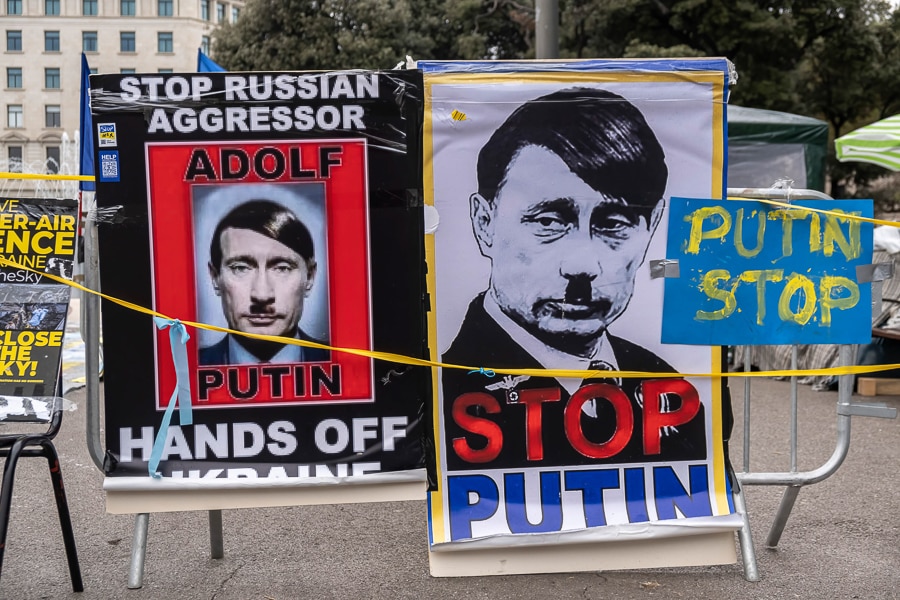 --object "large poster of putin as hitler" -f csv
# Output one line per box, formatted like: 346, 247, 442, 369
91, 70, 429, 482
421, 59, 742, 550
